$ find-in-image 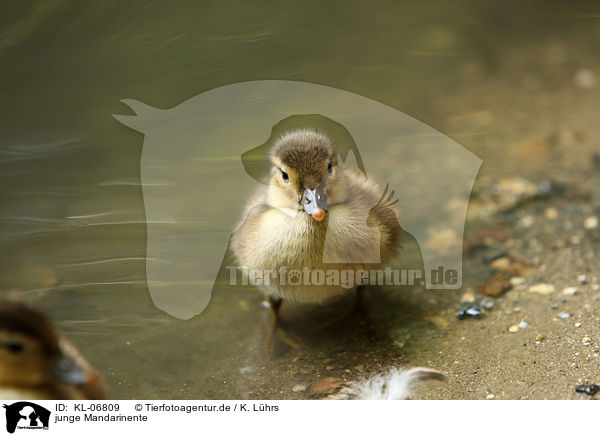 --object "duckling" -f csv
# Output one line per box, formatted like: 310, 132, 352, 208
232, 129, 402, 318
0, 299, 106, 400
